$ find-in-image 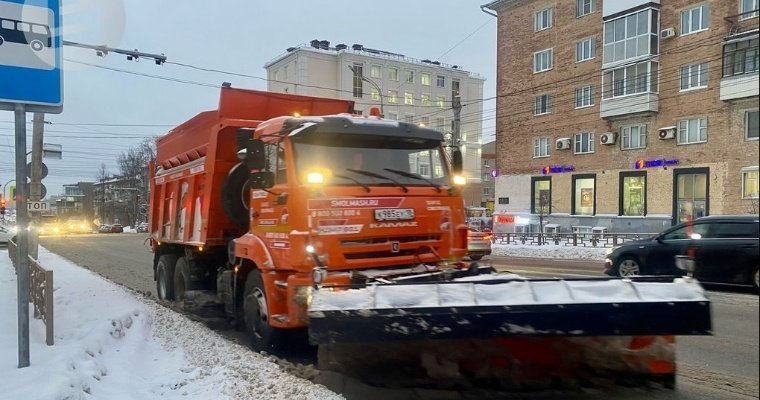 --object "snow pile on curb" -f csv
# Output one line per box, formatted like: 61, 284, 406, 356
0, 248, 342, 400
492, 243, 608, 261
